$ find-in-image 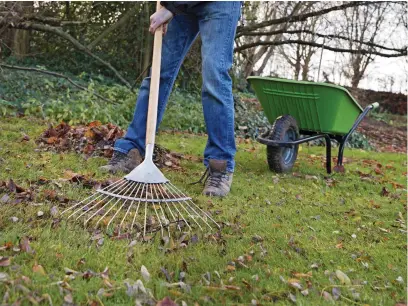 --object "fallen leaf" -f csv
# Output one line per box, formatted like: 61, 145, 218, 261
21, 134, 30, 142
335, 270, 351, 285
10, 217, 18, 223
380, 187, 390, 197
156, 296, 177, 306
0, 194, 9, 203
333, 165, 345, 173
19, 237, 34, 254
0, 272, 9, 282
322, 290, 333, 301
50, 206, 59, 217
293, 272, 312, 279
0, 257, 11, 267
64, 293, 73, 304
332, 287, 341, 300
33, 263, 46, 275
288, 292, 297, 302
141, 265, 150, 282
226, 265, 235, 272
